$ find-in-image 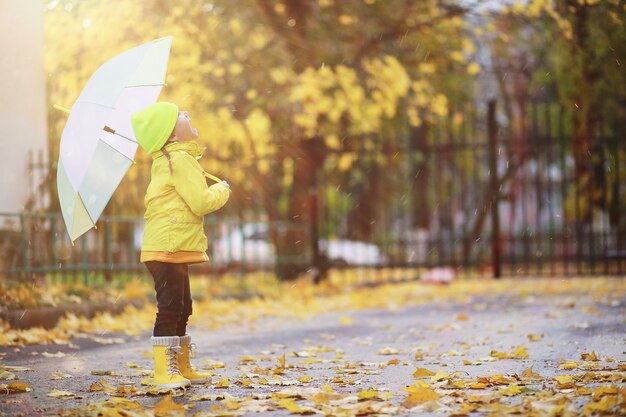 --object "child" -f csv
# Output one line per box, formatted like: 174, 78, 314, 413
131, 102, 231, 388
